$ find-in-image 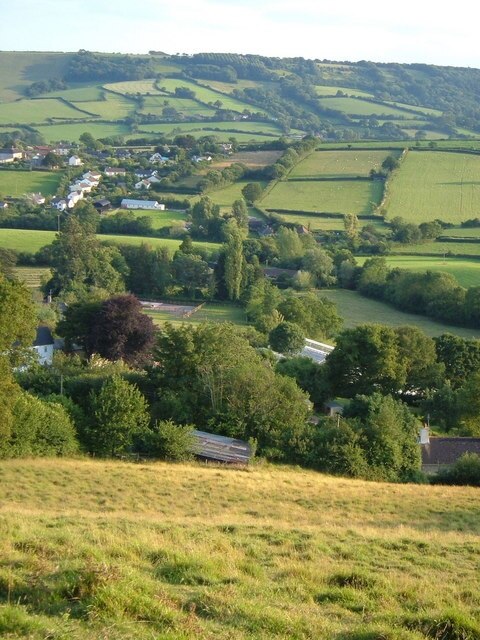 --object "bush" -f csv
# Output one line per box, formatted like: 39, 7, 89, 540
434, 453, 480, 486
140, 420, 195, 461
